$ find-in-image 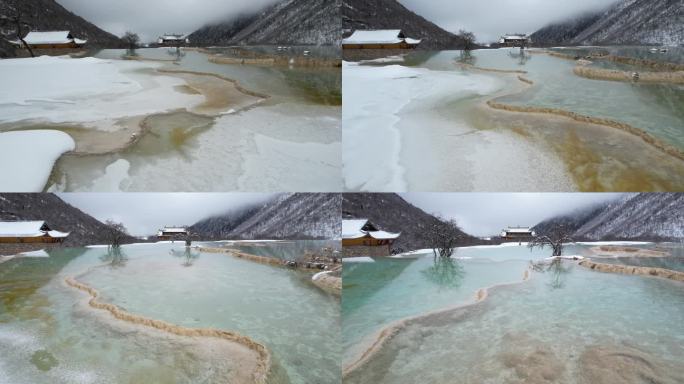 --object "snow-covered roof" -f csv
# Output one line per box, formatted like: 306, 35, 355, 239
160, 35, 186, 41
368, 230, 401, 240
504, 227, 533, 233
22, 31, 84, 45
343, 30, 421, 46
342, 219, 369, 239
47, 230, 70, 238
0, 221, 69, 238
342, 219, 400, 241
159, 227, 187, 233
502, 35, 527, 40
